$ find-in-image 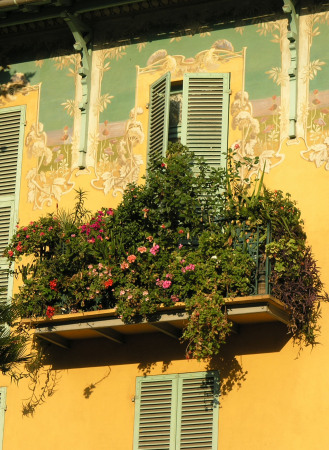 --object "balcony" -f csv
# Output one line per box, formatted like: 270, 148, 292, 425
21, 293, 289, 349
